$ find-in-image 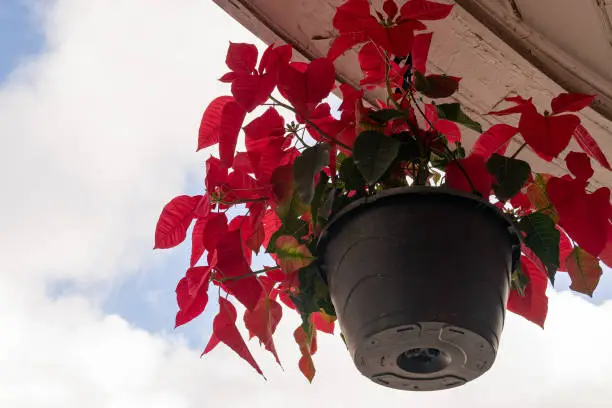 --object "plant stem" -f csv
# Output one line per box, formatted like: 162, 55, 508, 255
385, 52, 402, 110
293, 128, 311, 148
268, 96, 352, 151
213, 266, 278, 283
510, 142, 528, 159
409, 91, 479, 195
